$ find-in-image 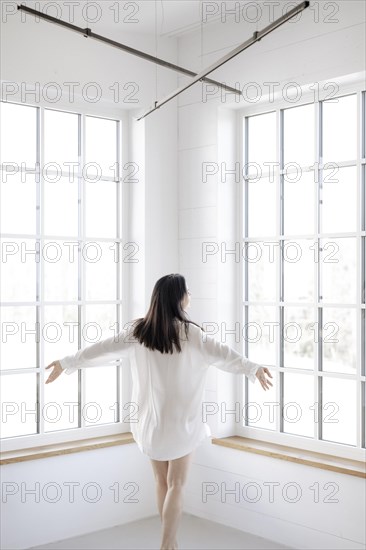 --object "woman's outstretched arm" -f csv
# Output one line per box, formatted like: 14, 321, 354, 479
194, 325, 273, 390
45, 325, 135, 383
